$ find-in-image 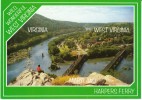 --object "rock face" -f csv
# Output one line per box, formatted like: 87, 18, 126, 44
9, 70, 128, 86
65, 72, 128, 86
9, 69, 52, 86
